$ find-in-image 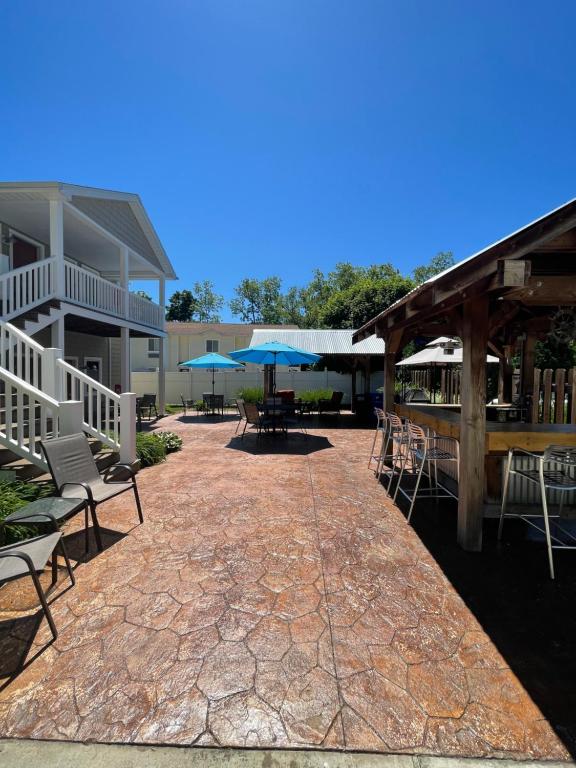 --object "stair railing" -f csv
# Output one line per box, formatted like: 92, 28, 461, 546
0, 321, 136, 467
